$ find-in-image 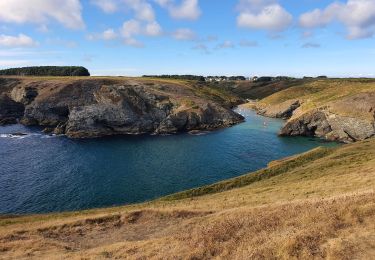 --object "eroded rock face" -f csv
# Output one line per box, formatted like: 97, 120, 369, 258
11, 85, 38, 104
255, 92, 375, 143
65, 85, 243, 138
0, 78, 244, 138
257, 100, 300, 119
280, 111, 375, 143
0, 94, 24, 125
